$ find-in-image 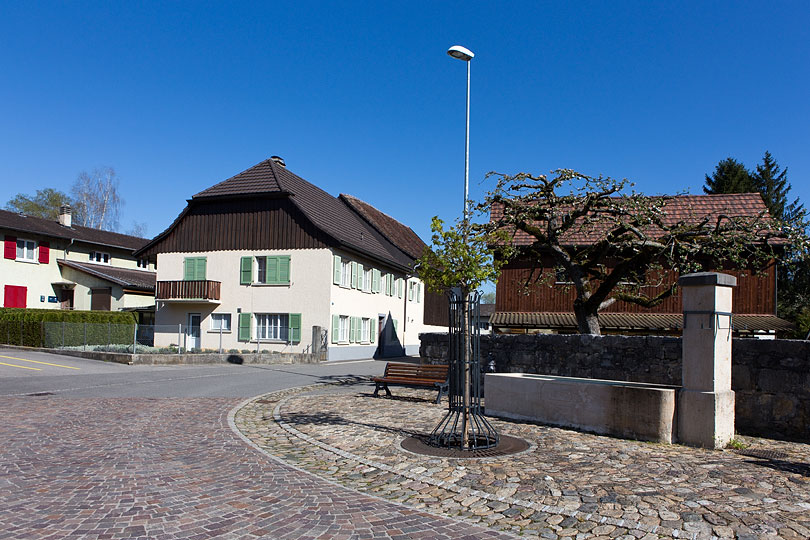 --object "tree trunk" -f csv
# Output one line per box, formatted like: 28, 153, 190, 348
574, 302, 601, 335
